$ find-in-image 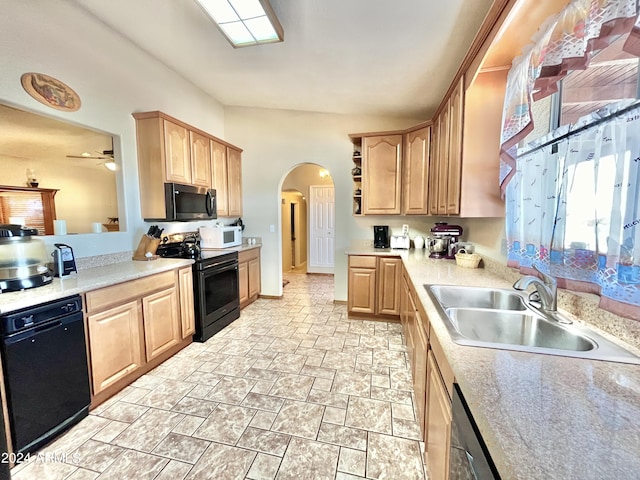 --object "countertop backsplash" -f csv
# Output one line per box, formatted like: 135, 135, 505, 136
75, 251, 135, 271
